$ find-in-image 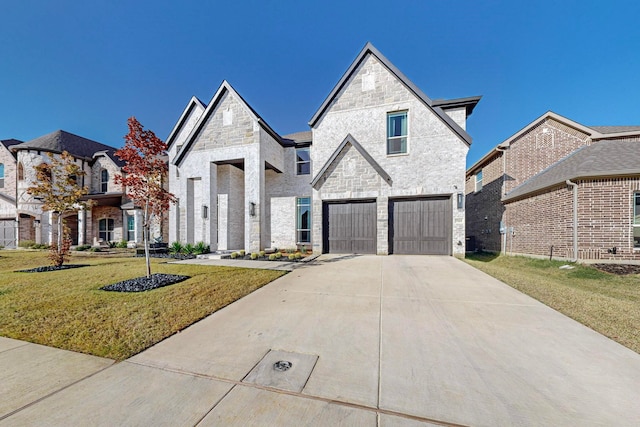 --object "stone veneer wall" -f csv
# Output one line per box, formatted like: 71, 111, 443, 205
0, 145, 17, 216
311, 54, 468, 255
